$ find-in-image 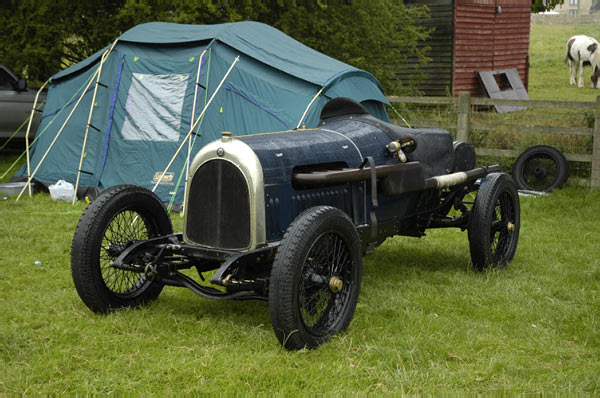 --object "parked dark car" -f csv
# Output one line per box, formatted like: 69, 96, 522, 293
70, 98, 521, 350
0, 64, 45, 140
